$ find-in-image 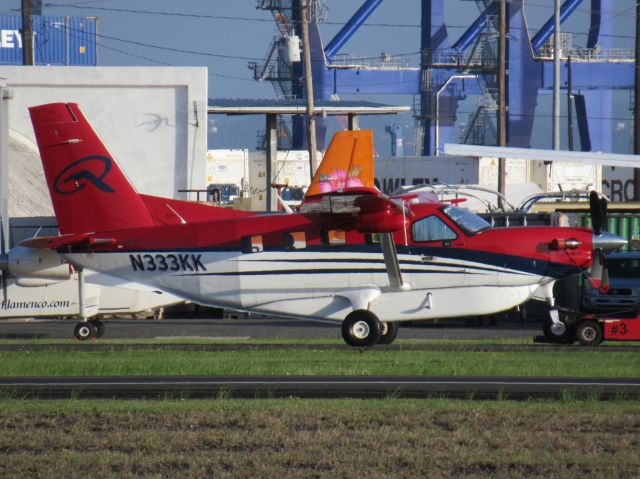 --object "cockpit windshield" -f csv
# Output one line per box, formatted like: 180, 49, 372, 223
443, 205, 490, 235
